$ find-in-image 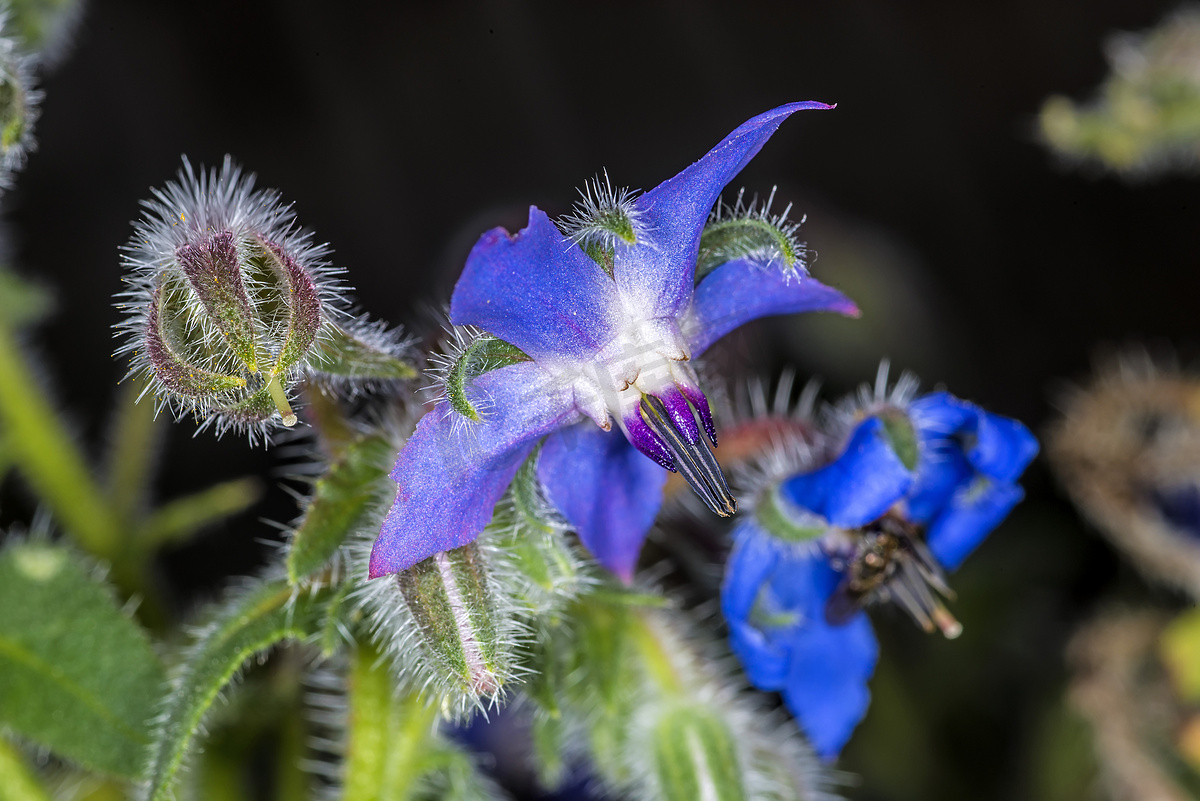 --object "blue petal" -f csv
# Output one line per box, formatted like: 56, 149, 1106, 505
906, 447, 973, 524
538, 423, 667, 582
369, 363, 581, 578
722, 522, 791, 621
684, 258, 858, 356
910, 392, 974, 437
927, 479, 1025, 570
911, 393, 1039, 483
622, 102, 835, 318
781, 417, 913, 528
968, 410, 1039, 483
450, 207, 620, 363
722, 527, 815, 691
776, 555, 878, 760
